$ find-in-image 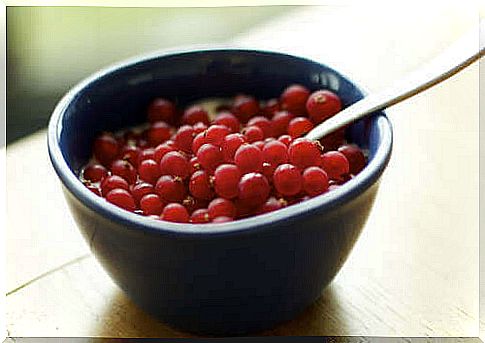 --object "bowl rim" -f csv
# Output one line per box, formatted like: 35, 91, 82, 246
47, 46, 393, 238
